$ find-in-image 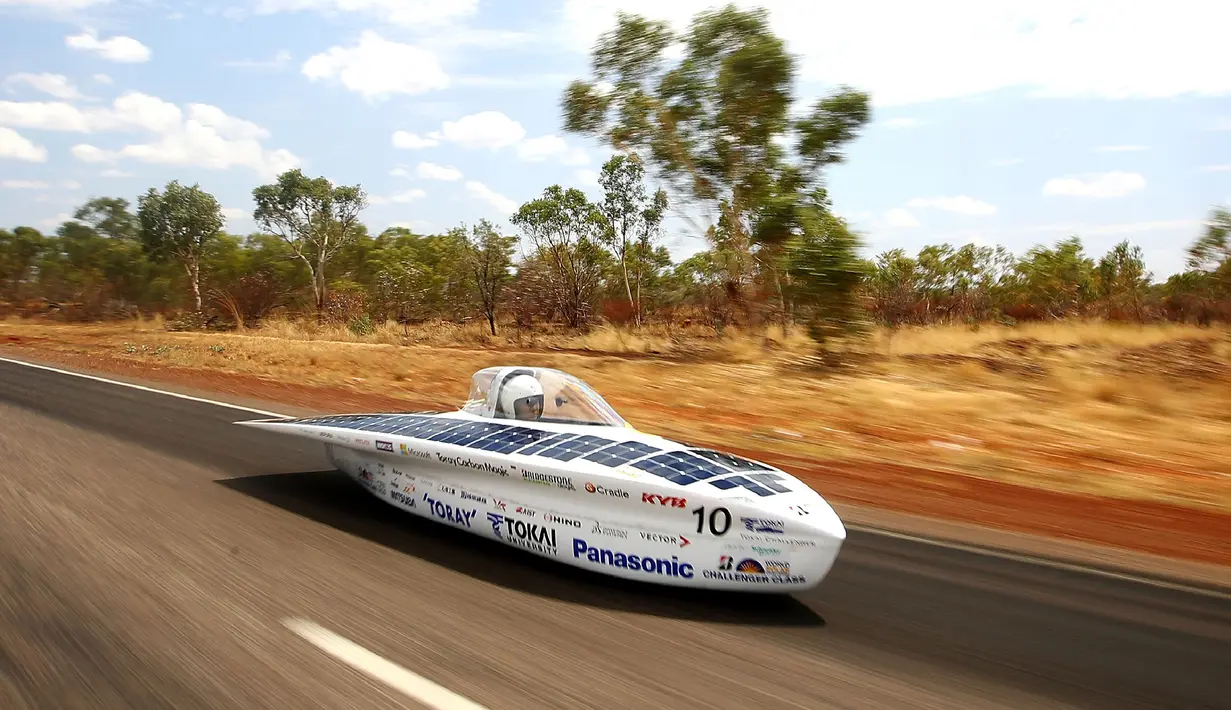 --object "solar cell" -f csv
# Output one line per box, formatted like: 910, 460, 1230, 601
631, 451, 730, 485
708, 475, 775, 497
514, 432, 577, 456
537, 434, 614, 462
469, 426, 550, 454
582, 440, 661, 467
428, 421, 508, 446
691, 449, 772, 471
